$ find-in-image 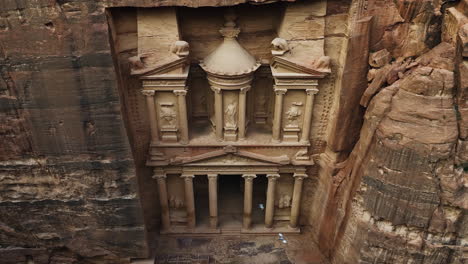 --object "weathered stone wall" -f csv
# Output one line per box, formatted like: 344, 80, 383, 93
321, 1, 468, 263
1, 0, 466, 263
